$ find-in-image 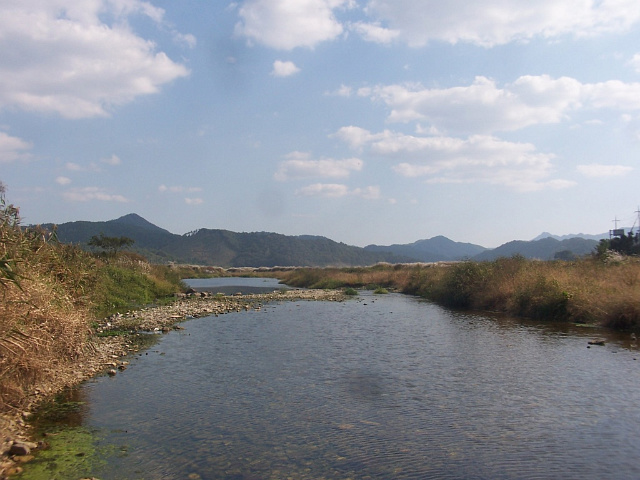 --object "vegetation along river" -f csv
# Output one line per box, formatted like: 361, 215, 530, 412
24, 278, 640, 479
